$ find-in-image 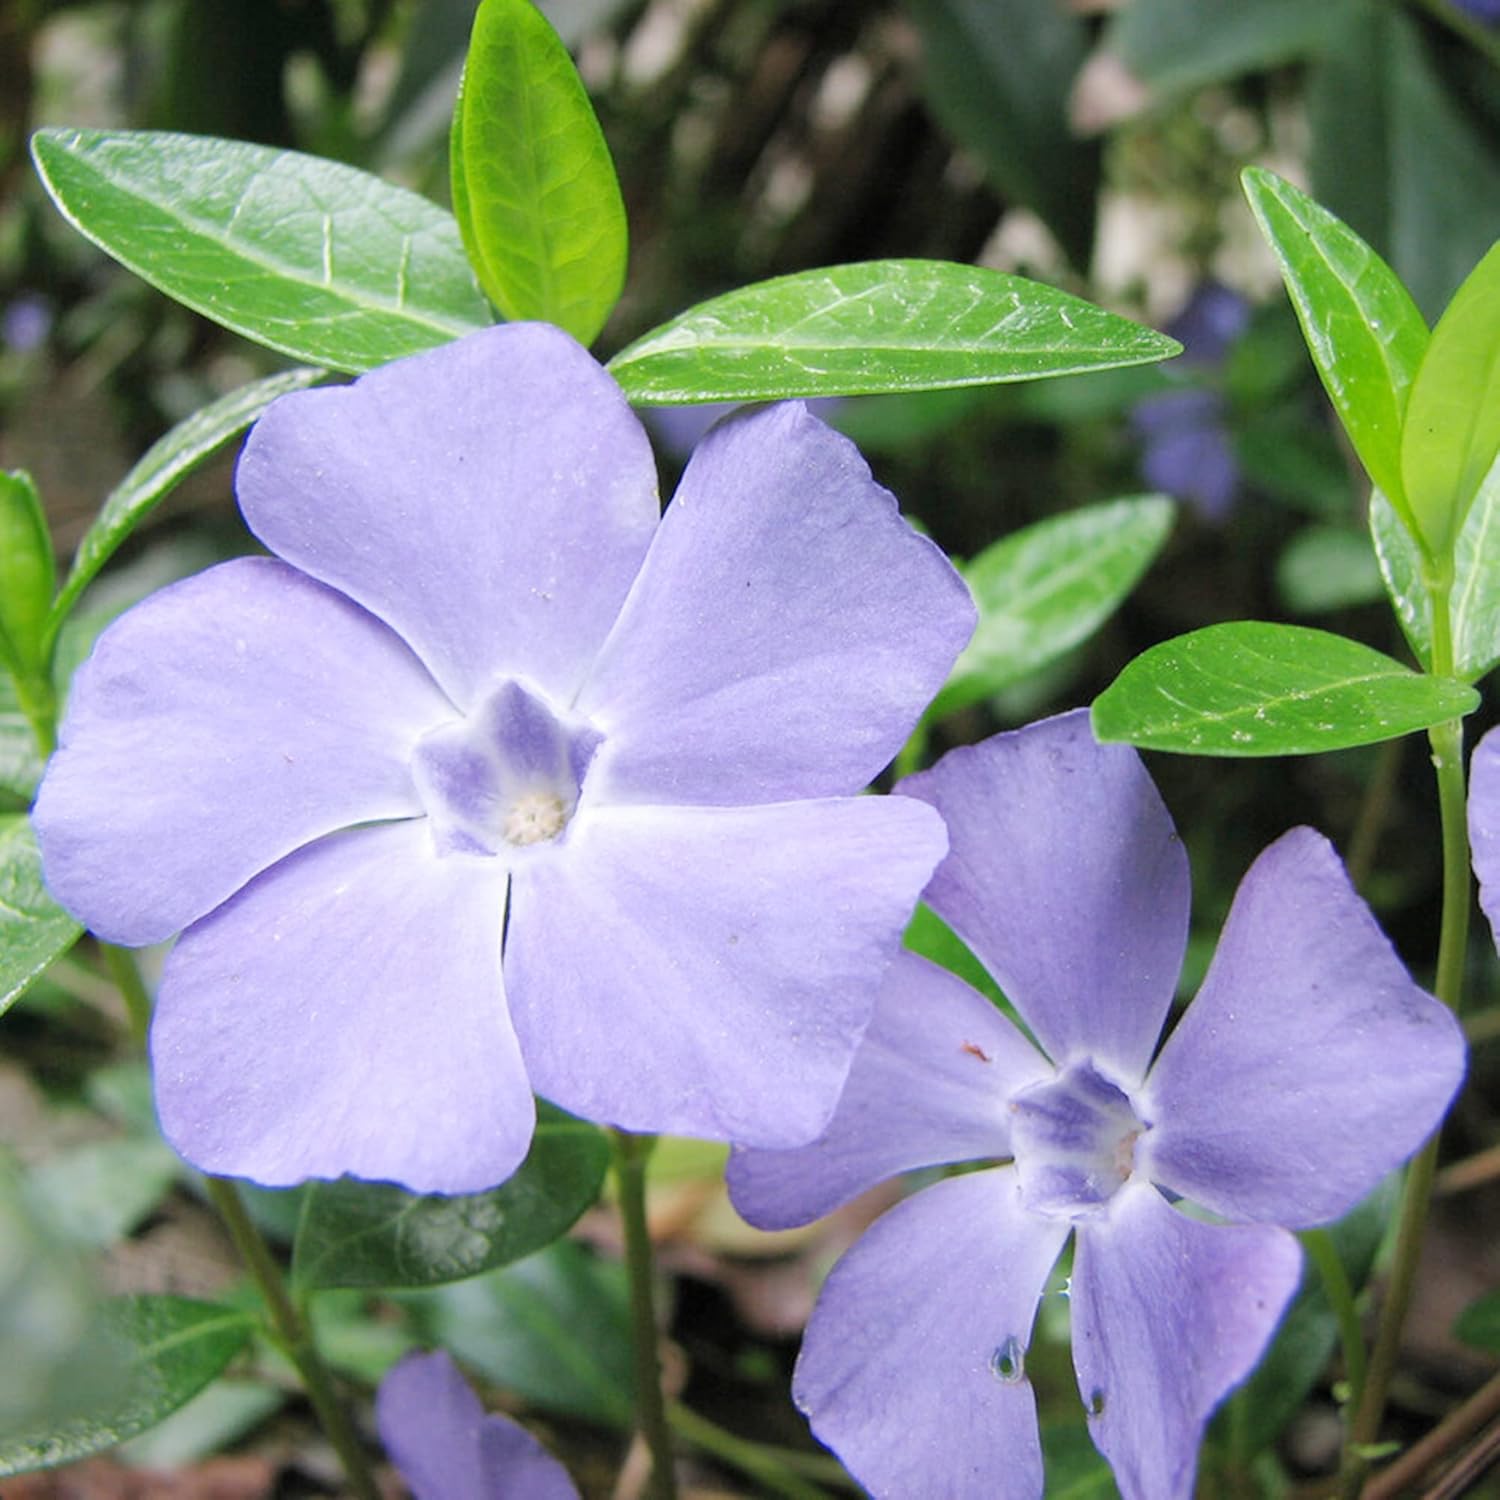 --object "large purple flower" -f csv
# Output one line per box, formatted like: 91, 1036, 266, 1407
730, 710, 1464, 1500
33, 323, 972, 1193
377, 1350, 578, 1500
